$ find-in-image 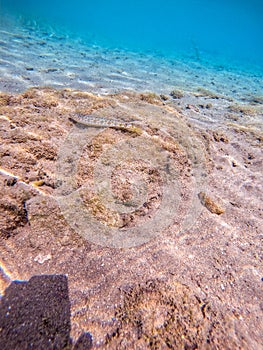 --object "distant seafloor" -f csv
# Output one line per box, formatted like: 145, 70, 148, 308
0, 1, 263, 103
